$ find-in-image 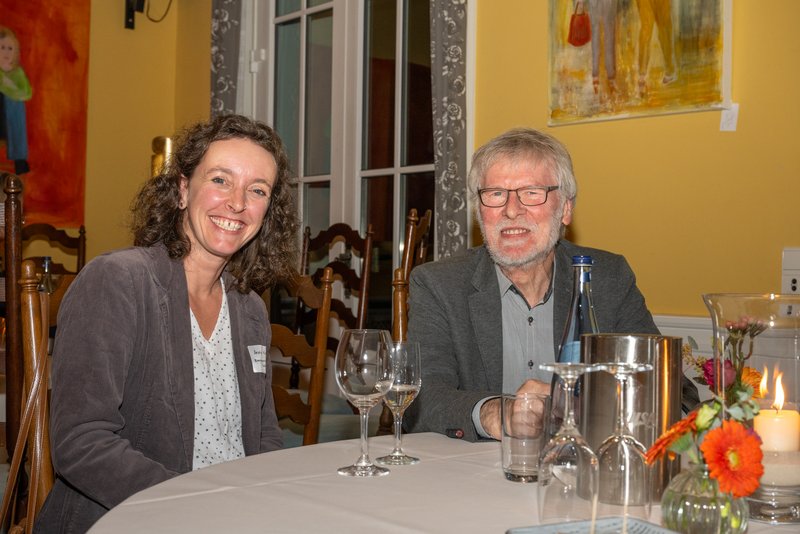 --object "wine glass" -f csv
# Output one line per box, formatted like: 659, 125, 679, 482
376, 341, 422, 466
595, 361, 654, 521
334, 329, 394, 477
537, 362, 600, 524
